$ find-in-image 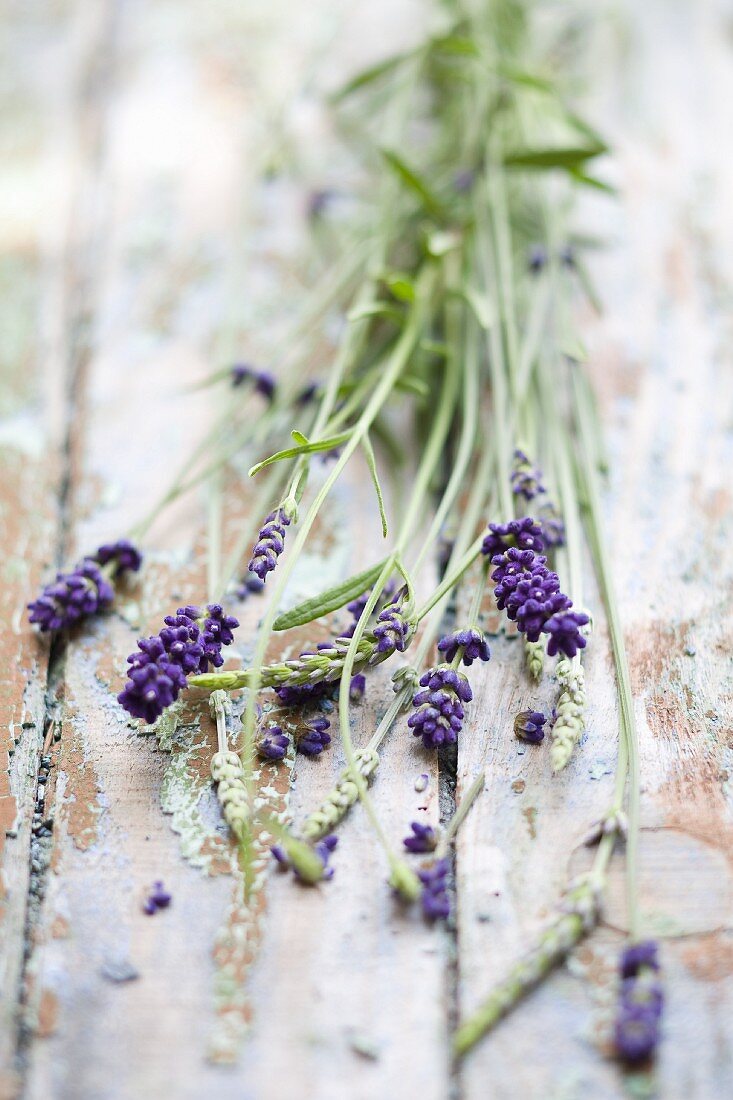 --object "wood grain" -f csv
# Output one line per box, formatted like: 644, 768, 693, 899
1, 0, 732, 1098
